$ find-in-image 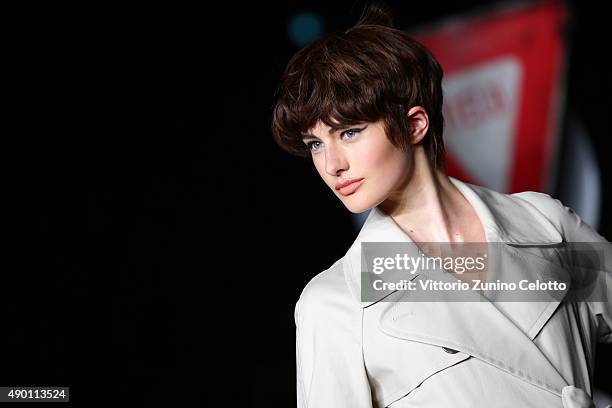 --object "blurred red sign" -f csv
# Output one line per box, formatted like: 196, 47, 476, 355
414, 1, 568, 193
